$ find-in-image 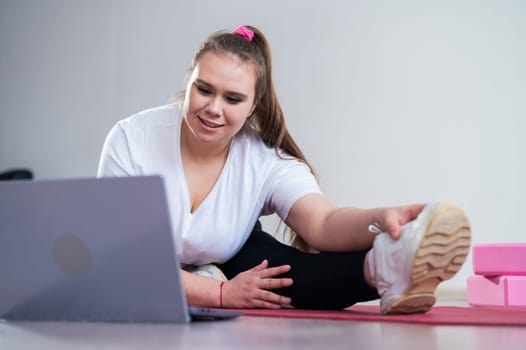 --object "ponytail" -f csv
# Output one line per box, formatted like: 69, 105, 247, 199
246, 26, 316, 175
